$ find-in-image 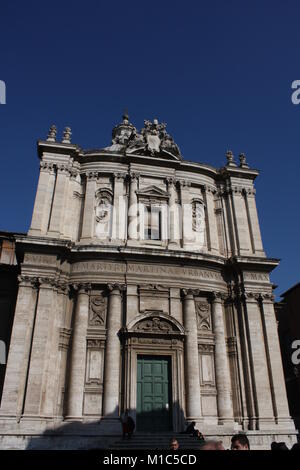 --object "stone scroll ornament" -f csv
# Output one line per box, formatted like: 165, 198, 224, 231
195, 301, 211, 330
134, 316, 173, 333
89, 294, 107, 326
